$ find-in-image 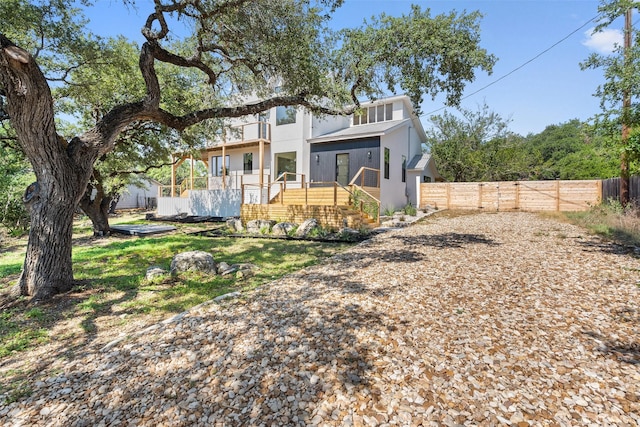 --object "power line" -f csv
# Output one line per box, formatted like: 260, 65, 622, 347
422, 13, 601, 118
